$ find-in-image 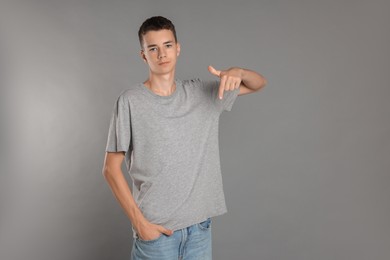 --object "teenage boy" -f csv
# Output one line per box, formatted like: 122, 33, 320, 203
102, 16, 267, 260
